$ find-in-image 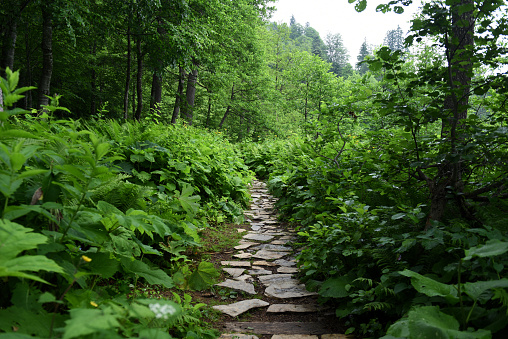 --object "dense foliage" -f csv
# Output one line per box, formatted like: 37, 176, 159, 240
0, 71, 253, 338
2, 0, 508, 337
